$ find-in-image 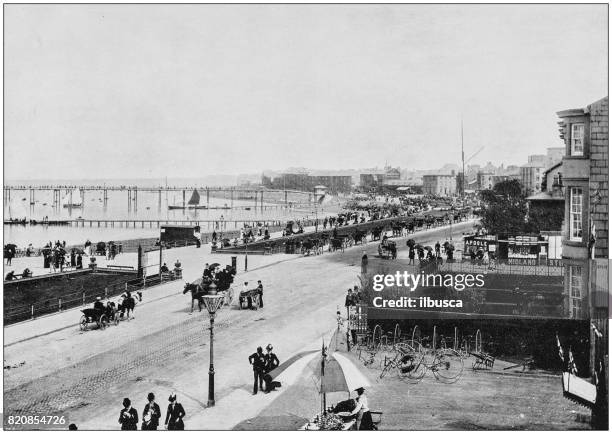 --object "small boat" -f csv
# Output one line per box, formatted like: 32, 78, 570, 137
62, 188, 83, 208
168, 189, 208, 210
